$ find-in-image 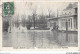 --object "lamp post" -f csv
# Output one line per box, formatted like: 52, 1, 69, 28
66, 20, 68, 42
33, 13, 35, 29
